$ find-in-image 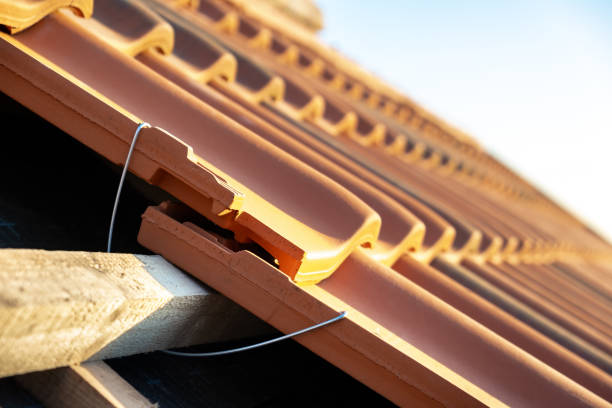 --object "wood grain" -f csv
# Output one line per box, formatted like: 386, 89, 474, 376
0, 249, 270, 377
17, 361, 155, 408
